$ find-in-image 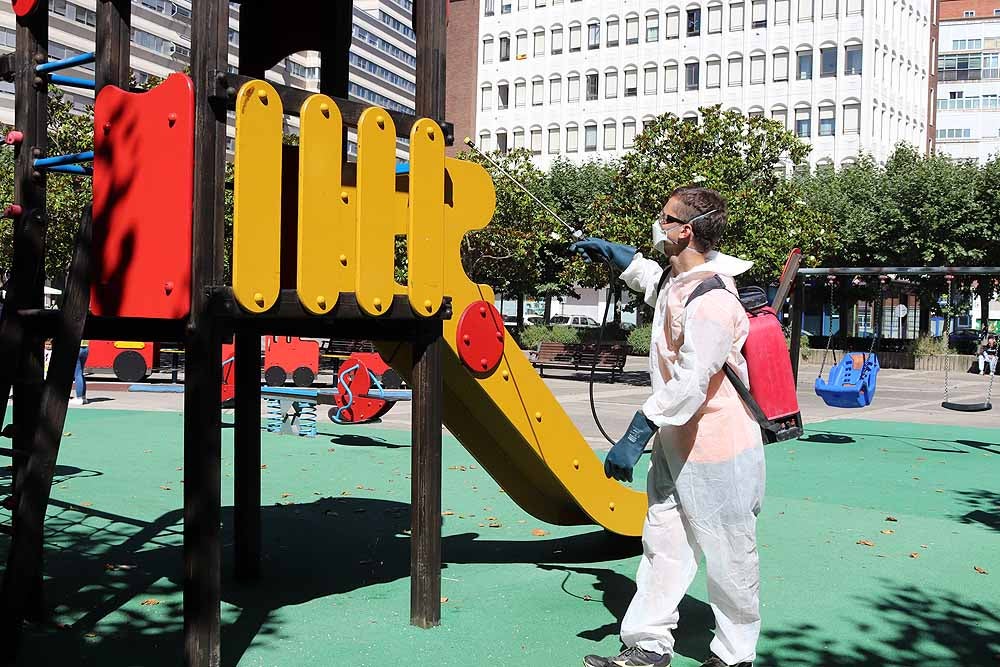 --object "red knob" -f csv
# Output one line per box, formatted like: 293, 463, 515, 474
103, 122, 112, 134
495, 331, 503, 341
479, 307, 487, 316
4, 131, 23, 145
3, 204, 23, 218
480, 358, 489, 369
167, 112, 178, 125
164, 281, 174, 295
462, 334, 471, 345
